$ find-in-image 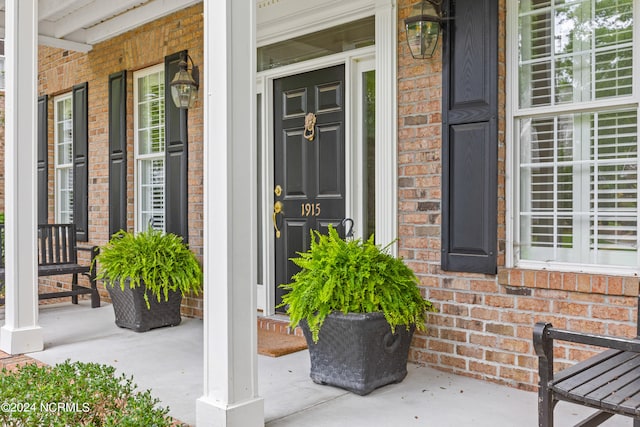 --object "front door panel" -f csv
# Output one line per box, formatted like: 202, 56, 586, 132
274, 65, 346, 311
